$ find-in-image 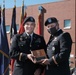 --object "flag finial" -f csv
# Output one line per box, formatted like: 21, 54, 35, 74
3, 0, 5, 8
3, 0, 5, 3
23, 0, 24, 3
14, 0, 16, 6
0, 5, 1, 8
22, 0, 24, 6
38, 6, 43, 14
38, 6, 43, 11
